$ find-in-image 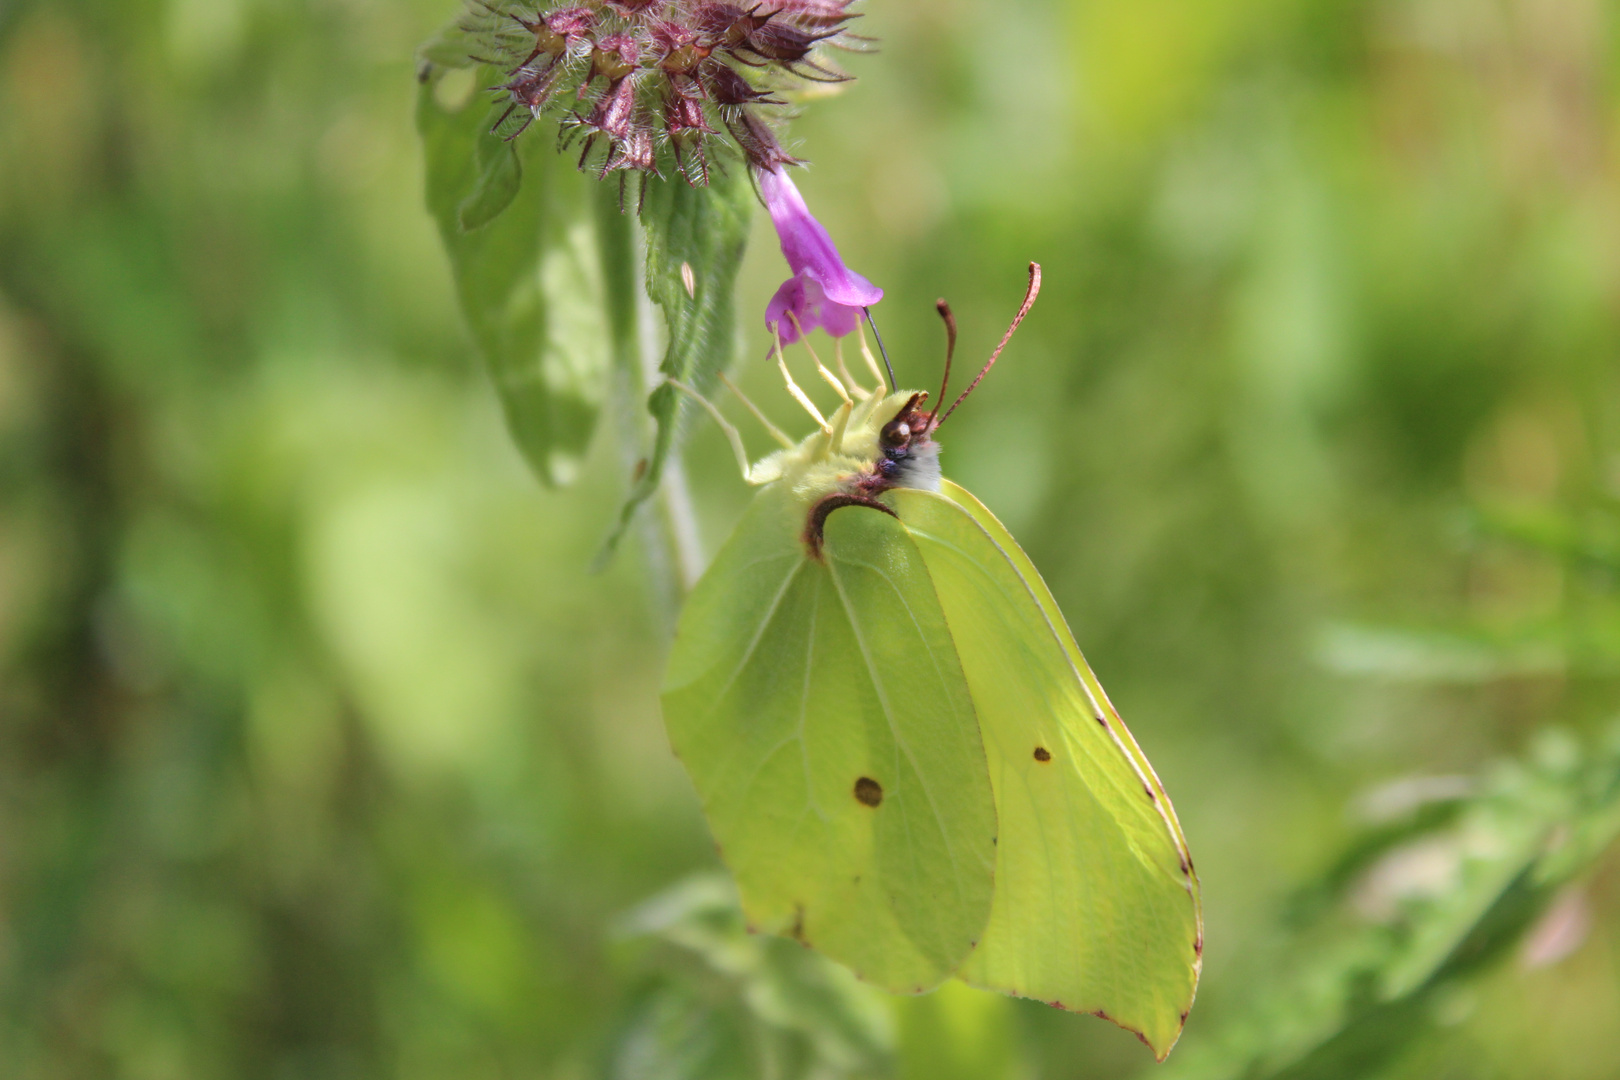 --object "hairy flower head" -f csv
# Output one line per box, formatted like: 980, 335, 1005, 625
462, 1, 866, 185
